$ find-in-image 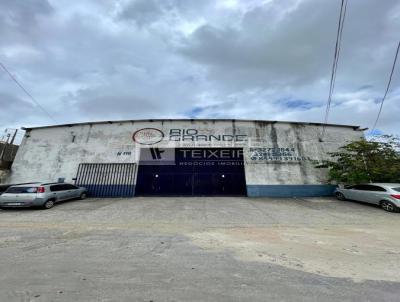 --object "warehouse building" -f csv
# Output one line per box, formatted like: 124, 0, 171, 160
7, 119, 363, 197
